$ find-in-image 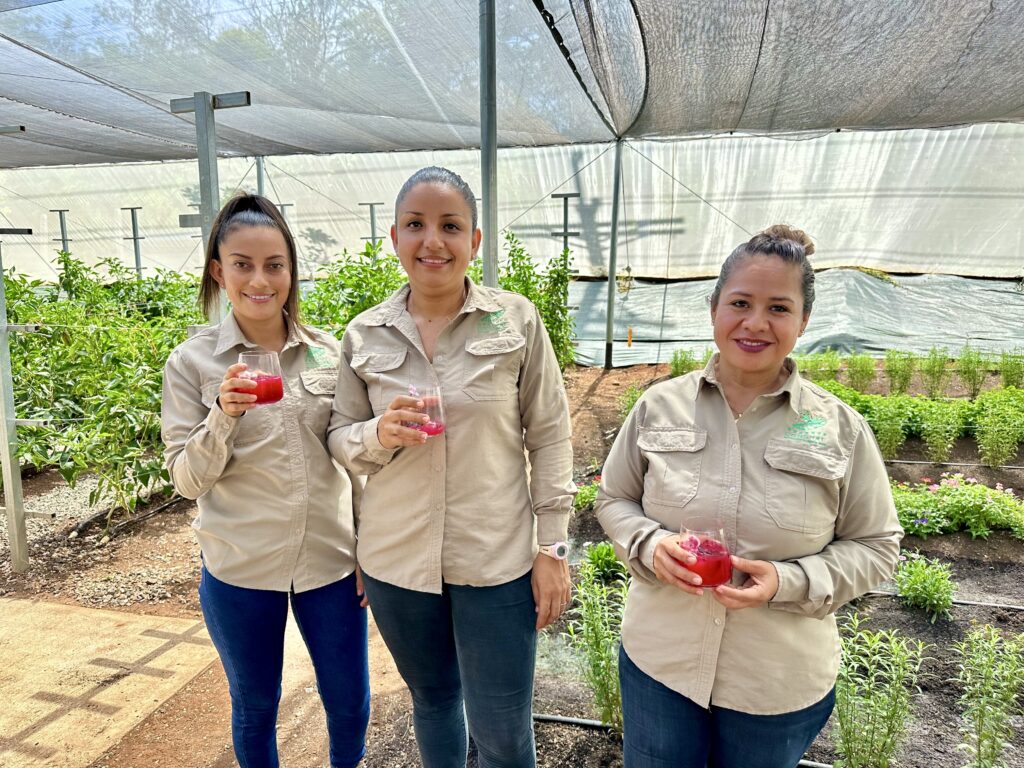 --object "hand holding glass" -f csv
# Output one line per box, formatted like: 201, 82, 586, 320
237, 352, 284, 405
677, 518, 732, 587
404, 384, 445, 436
